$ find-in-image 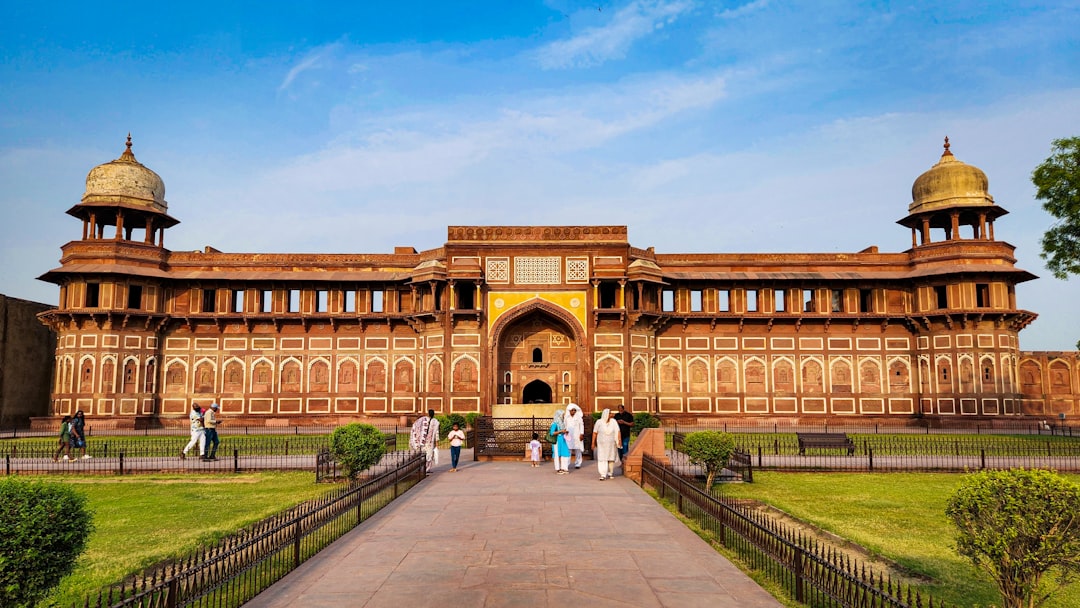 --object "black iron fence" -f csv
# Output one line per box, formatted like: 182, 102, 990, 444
472, 416, 594, 460
669, 418, 1077, 437
74, 451, 426, 608
640, 454, 949, 608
